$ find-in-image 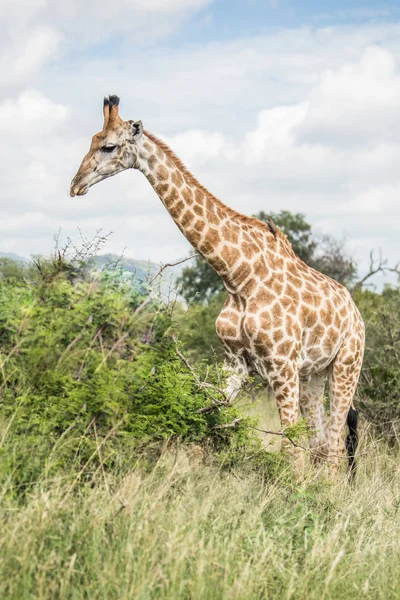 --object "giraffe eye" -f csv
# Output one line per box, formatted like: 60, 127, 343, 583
101, 145, 117, 153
